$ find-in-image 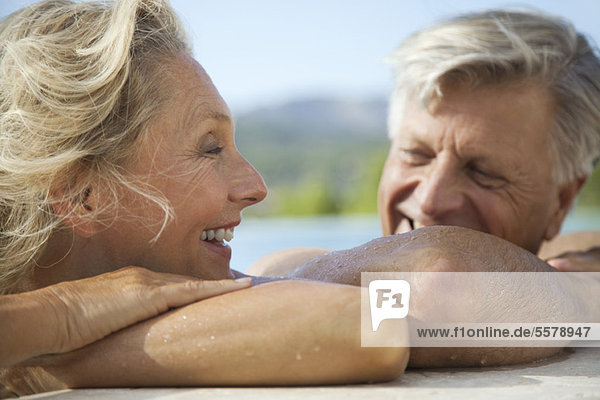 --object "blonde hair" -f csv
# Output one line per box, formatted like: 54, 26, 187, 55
387, 10, 600, 184
0, 0, 190, 294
